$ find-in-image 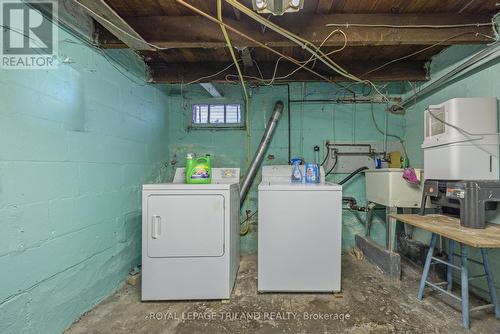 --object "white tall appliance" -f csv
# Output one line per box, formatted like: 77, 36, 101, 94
142, 168, 240, 300
258, 165, 343, 292
422, 97, 499, 180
